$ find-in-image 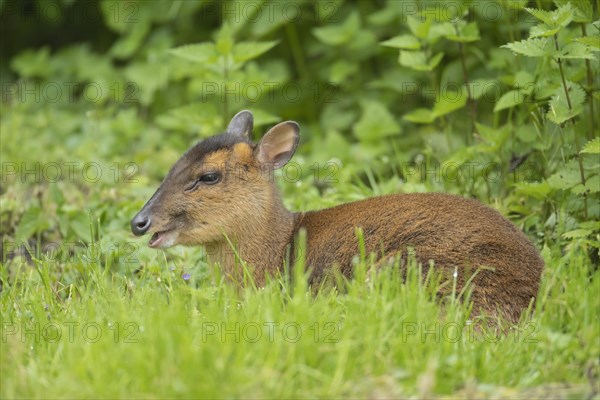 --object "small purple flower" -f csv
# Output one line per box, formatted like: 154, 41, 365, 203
182, 273, 191, 281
